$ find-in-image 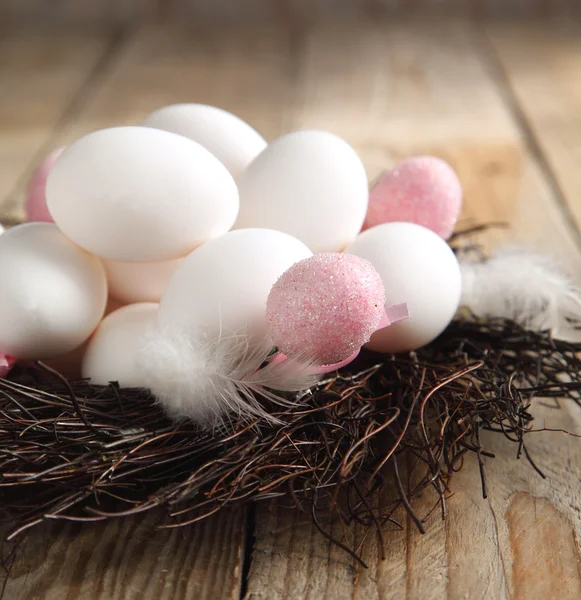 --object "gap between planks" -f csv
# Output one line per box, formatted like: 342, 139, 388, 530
473, 21, 581, 247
